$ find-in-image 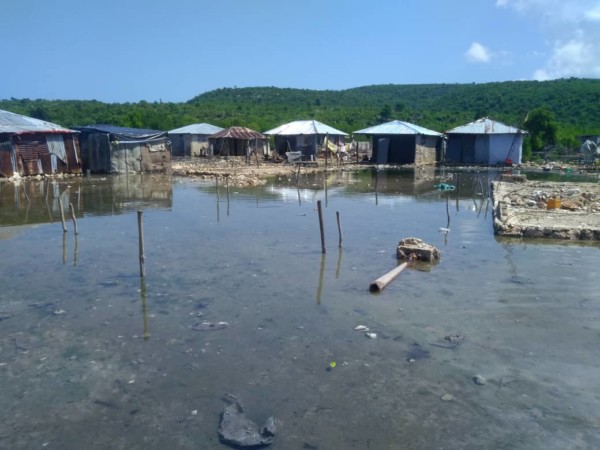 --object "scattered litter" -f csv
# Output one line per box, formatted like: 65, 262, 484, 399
191, 410, 198, 416
53, 309, 66, 315
441, 393, 455, 401
365, 332, 377, 339
439, 227, 450, 233
326, 361, 337, 371
218, 399, 276, 447
192, 321, 229, 331
354, 325, 369, 332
